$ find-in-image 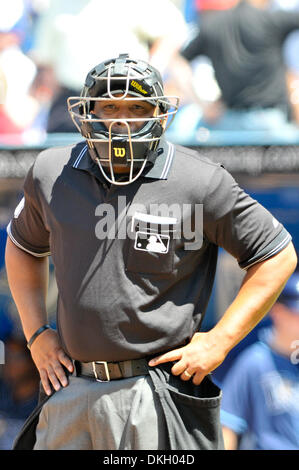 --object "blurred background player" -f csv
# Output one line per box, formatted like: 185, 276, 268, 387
221, 271, 299, 450
0, 313, 39, 450
167, 0, 299, 141
29, 0, 187, 133
0, 0, 39, 144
